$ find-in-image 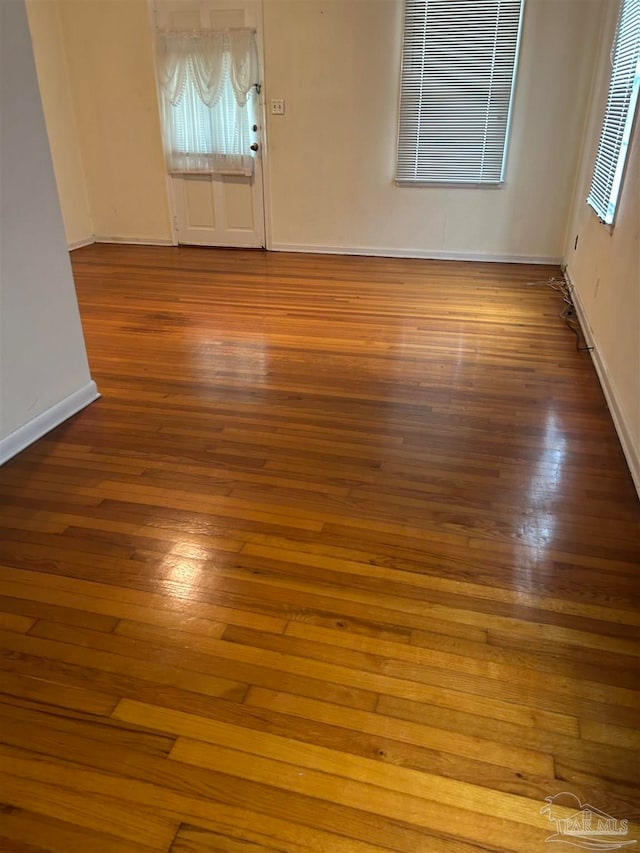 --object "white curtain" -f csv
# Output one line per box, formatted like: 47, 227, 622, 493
156, 29, 258, 176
